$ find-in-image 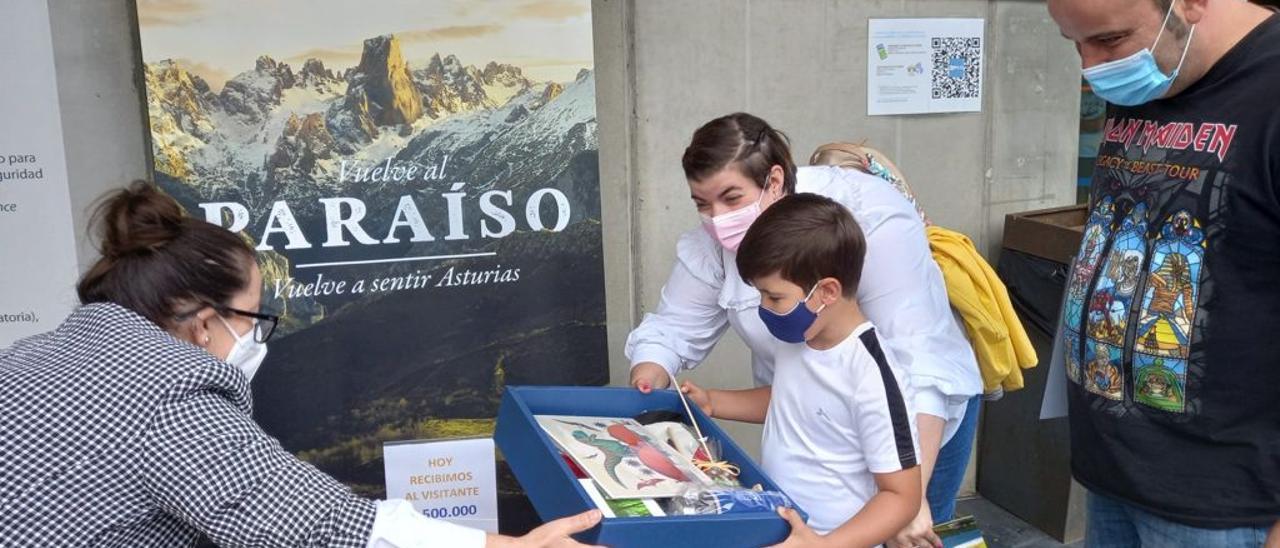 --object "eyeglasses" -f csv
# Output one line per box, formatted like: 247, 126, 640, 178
217, 306, 279, 343
175, 304, 279, 343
